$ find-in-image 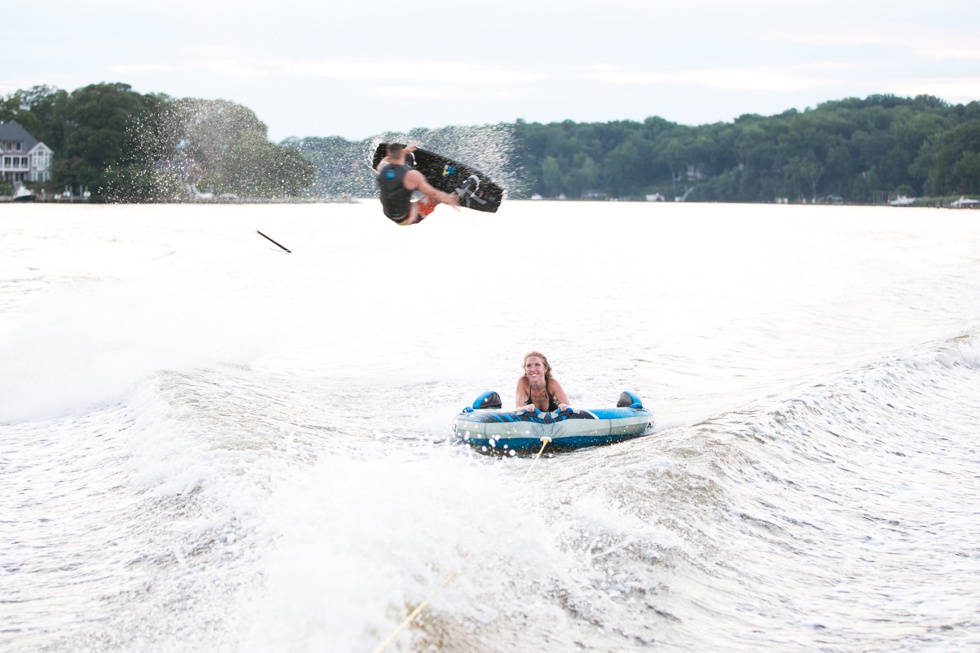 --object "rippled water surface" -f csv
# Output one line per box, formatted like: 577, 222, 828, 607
2, 201, 979, 652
